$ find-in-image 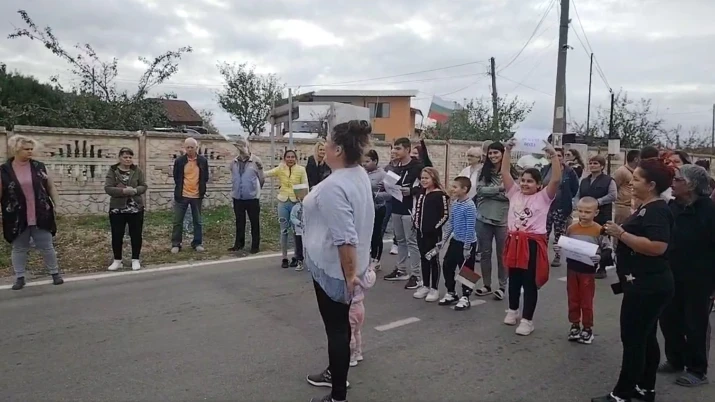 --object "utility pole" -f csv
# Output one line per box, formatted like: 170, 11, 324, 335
607, 91, 615, 175
490, 57, 499, 138
551, 0, 570, 144
287, 88, 294, 147
711, 103, 714, 152
586, 53, 594, 136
